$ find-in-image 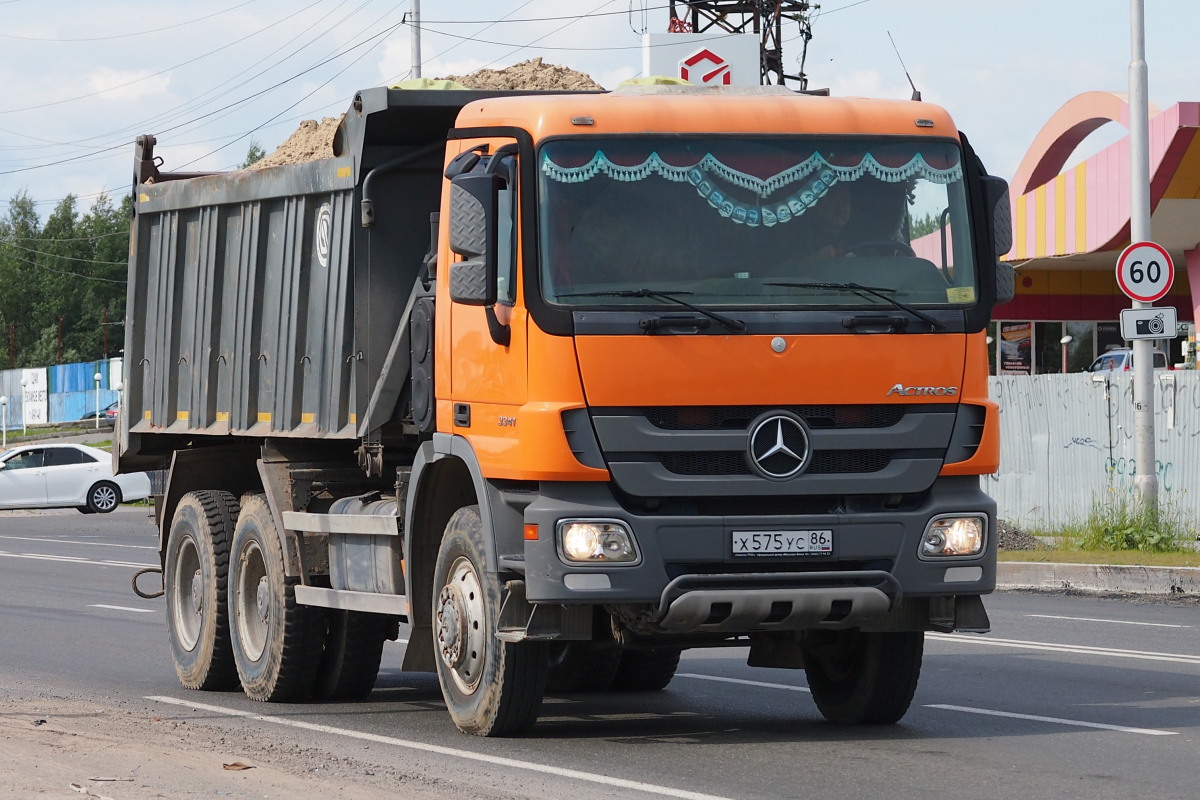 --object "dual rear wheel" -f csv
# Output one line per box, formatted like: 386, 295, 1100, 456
164, 493, 388, 703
